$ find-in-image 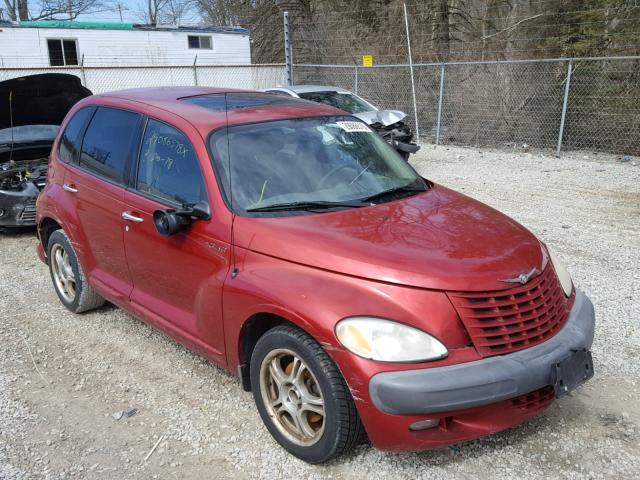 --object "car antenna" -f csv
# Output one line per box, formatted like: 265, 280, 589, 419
8, 89, 15, 163
224, 93, 239, 279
